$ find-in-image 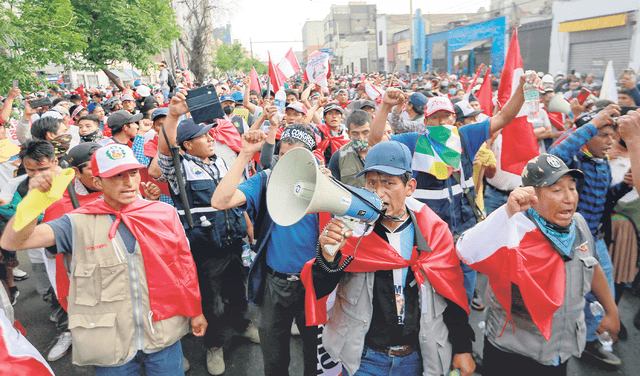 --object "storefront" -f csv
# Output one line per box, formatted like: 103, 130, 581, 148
549, 1, 640, 79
